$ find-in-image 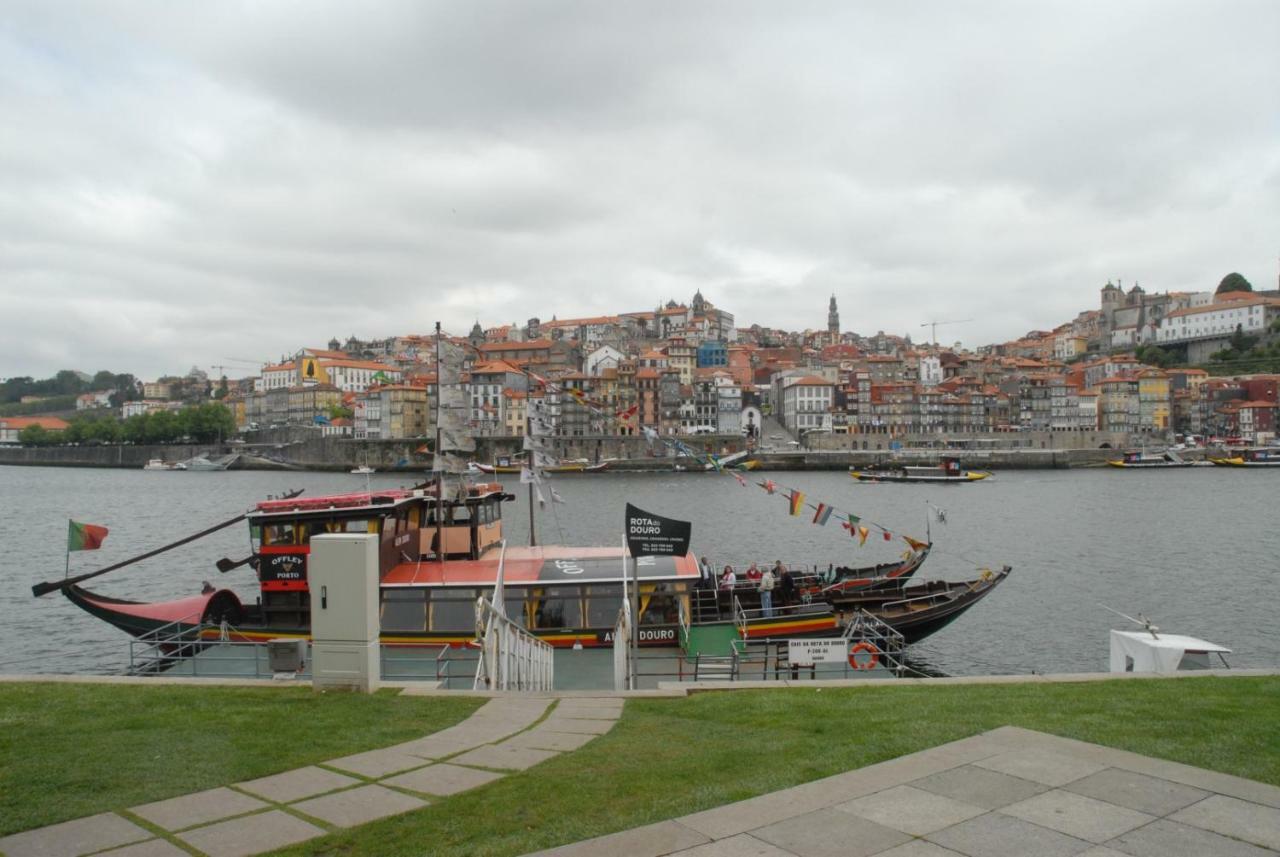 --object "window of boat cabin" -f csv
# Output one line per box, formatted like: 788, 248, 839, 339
640, 582, 681, 625
382, 589, 426, 632
321, 519, 371, 534
584, 585, 622, 627
261, 521, 298, 546
533, 586, 582, 629
428, 588, 479, 632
